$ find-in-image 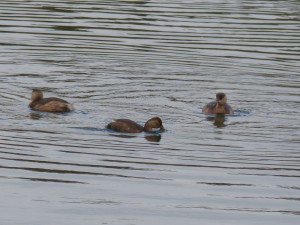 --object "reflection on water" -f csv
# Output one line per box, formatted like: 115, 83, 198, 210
205, 110, 251, 128
29, 112, 42, 120
0, 0, 300, 225
110, 133, 162, 142
206, 114, 226, 128
144, 134, 161, 142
